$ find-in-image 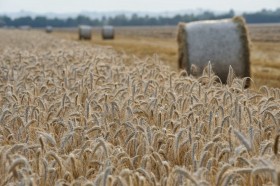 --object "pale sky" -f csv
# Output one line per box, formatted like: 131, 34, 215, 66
0, 0, 279, 13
